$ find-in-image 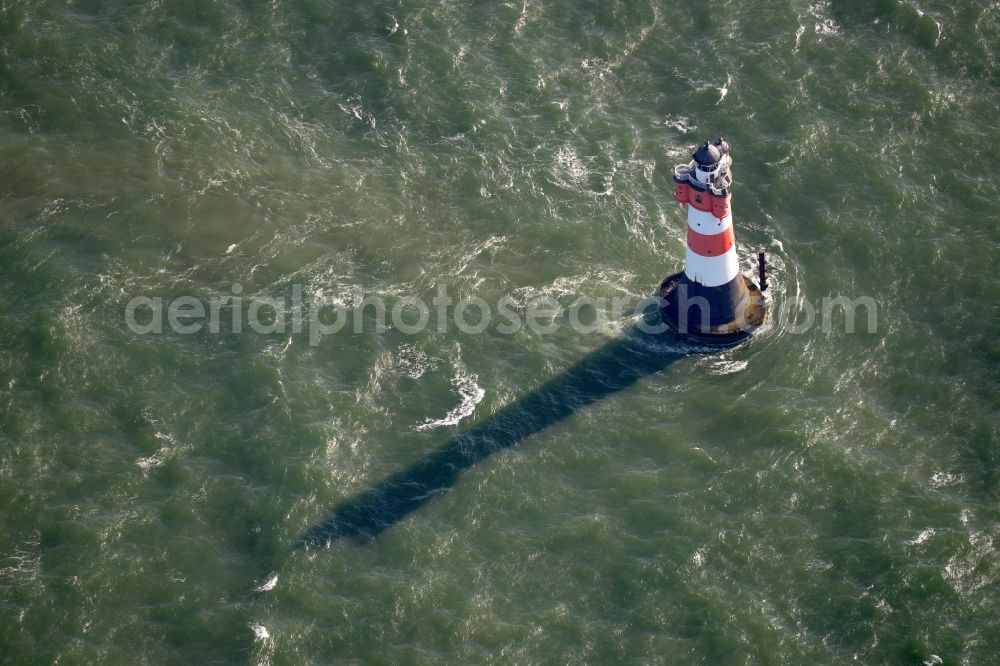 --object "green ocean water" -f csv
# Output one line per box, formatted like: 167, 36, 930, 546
1, 0, 998, 663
